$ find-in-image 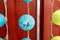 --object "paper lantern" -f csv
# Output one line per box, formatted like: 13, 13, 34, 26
23, 0, 32, 2
0, 13, 6, 27
52, 9, 60, 26
18, 14, 35, 31
0, 38, 3, 40
51, 36, 60, 40
22, 38, 31, 40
